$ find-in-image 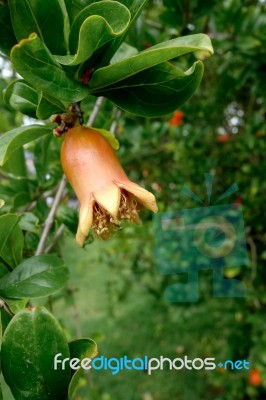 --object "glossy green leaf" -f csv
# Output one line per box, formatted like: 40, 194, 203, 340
8, 0, 67, 54
4, 80, 38, 118
3, 298, 28, 314
19, 212, 39, 233
64, 0, 93, 24
0, 214, 20, 253
36, 92, 66, 120
11, 33, 89, 103
0, 3, 17, 56
96, 60, 204, 116
68, 338, 98, 399
91, 127, 120, 149
89, 33, 213, 91
0, 308, 12, 347
110, 42, 138, 64
56, 1, 131, 67
0, 216, 23, 270
0, 124, 52, 166
0, 214, 22, 270
56, 205, 79, 234
0, 255, 69, 299
101, 0, 149, 65
1, 307, 71, 400
12, 191, 31, 209
0, 263, 9, 279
